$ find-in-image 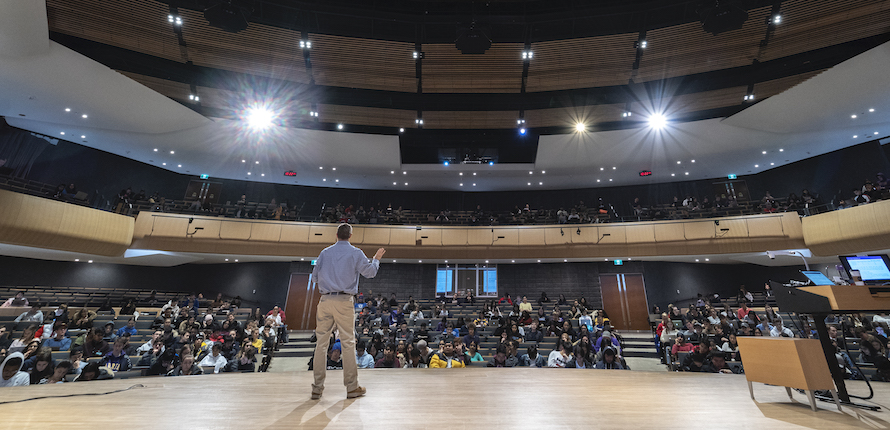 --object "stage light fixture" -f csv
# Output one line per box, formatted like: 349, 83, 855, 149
444, 161, 449, 166
522, 50, 533, 60
648, 113, 667, 129
399, 128, 405, 133
852, 114, 857, 119
488, 161, 494, 166
300, 40, 312, 49
622, 111, 632, 117
246, 107, 274, 130
337, 124, 344, 130
575, 123, 586, 132
772, 15, 781, 24
519, 128, 526, 135
412, 51, 424, 59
